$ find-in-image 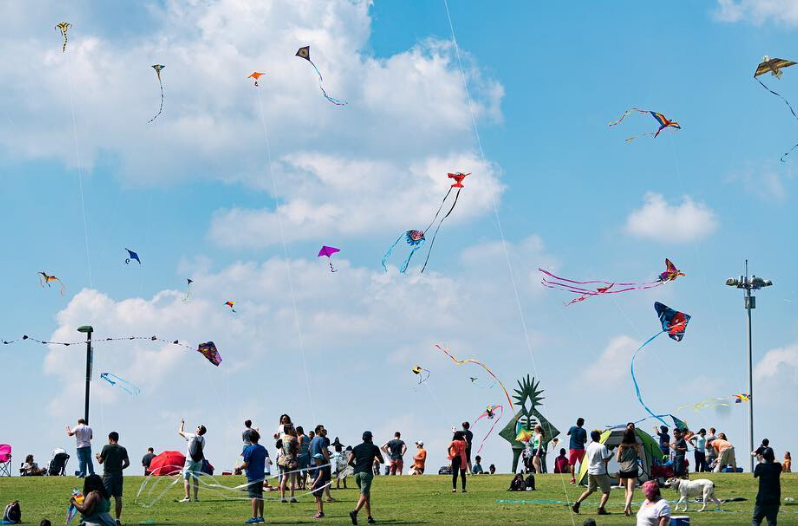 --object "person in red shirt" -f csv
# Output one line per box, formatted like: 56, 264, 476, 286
447, 431, 468, 493
554, 448, 569, 474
